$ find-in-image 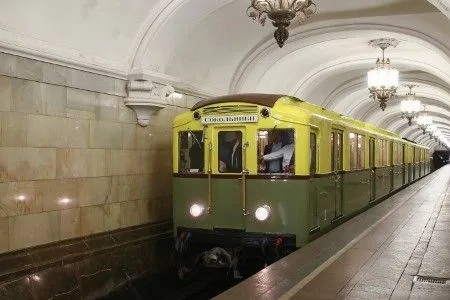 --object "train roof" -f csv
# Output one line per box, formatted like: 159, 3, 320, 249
191, 93, 284, 110
187, 94, 428, 149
